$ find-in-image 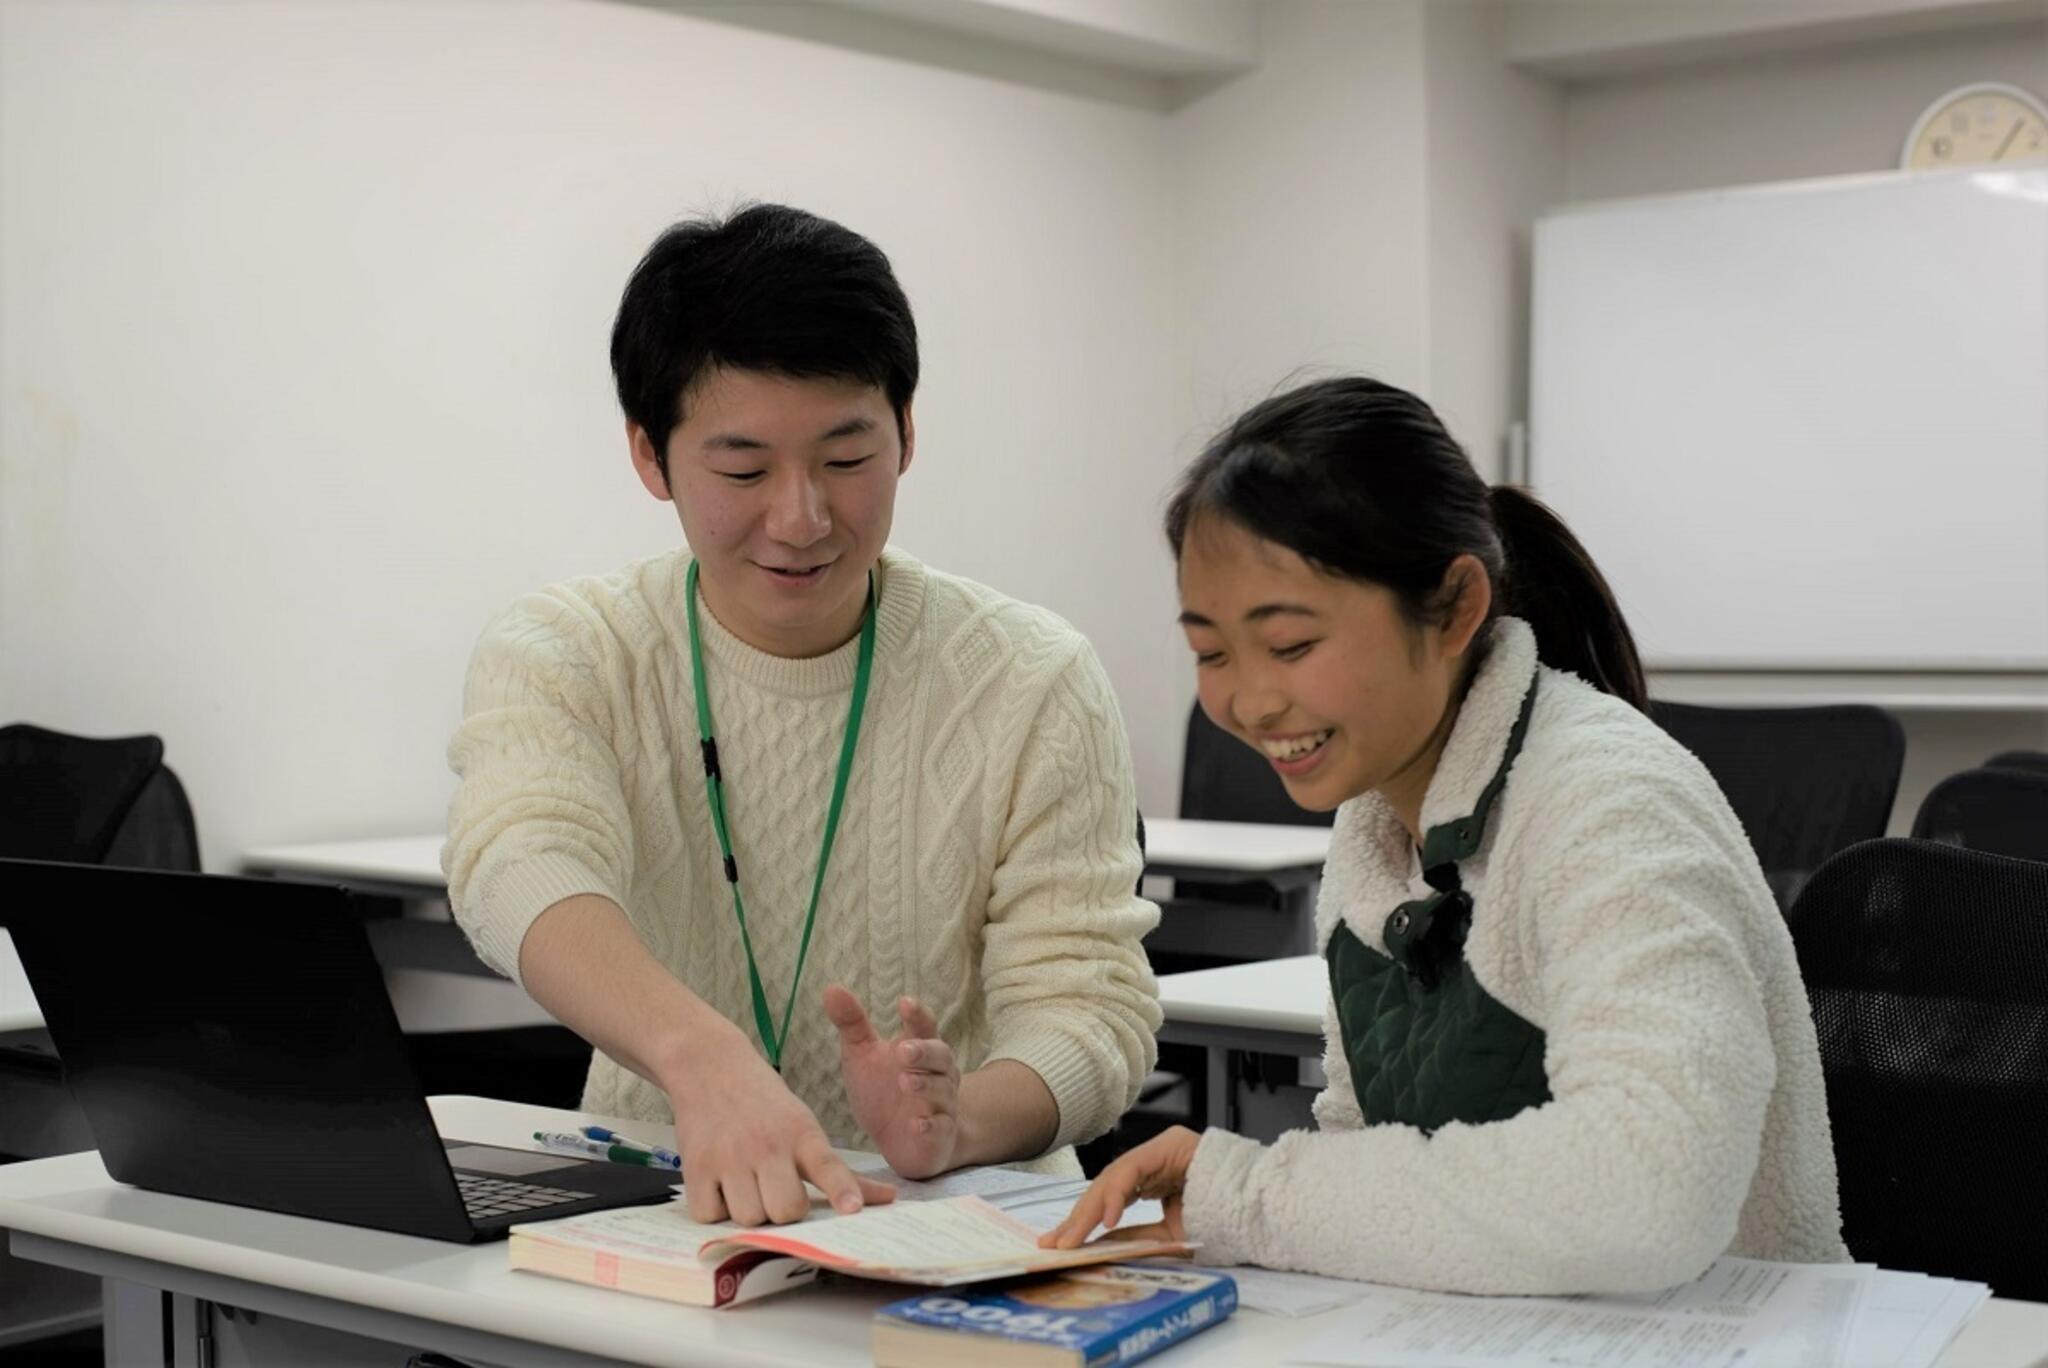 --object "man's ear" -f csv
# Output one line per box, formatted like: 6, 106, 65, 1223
628, 422, 673, 502
896, 403, 916, 477
1439, 553, 1493, 661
